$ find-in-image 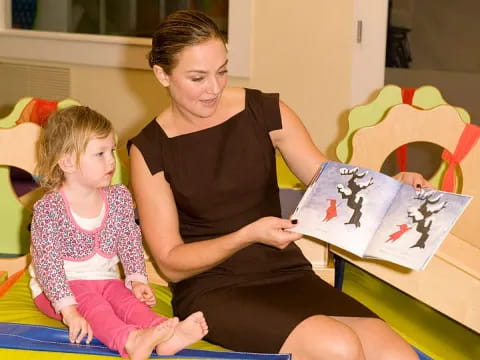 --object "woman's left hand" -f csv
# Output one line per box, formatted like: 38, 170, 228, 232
393, 171, 432, 189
